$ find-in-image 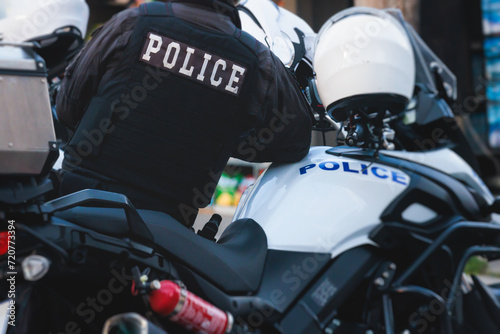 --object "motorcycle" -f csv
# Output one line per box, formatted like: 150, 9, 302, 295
1, 4, 500, 334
